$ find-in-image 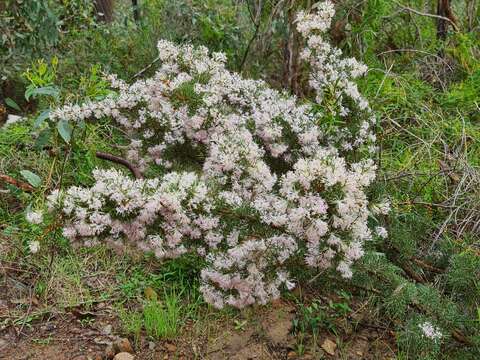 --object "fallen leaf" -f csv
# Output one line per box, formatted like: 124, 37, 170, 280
321, 338, 337, 356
